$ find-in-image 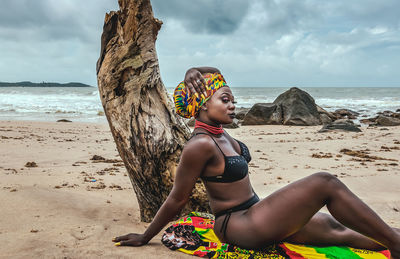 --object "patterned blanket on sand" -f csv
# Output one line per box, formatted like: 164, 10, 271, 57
161, 212, 391, 259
